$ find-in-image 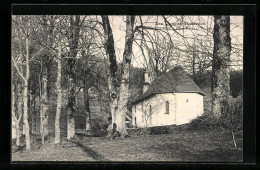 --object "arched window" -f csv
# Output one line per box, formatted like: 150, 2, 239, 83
165, 101, 169, 114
